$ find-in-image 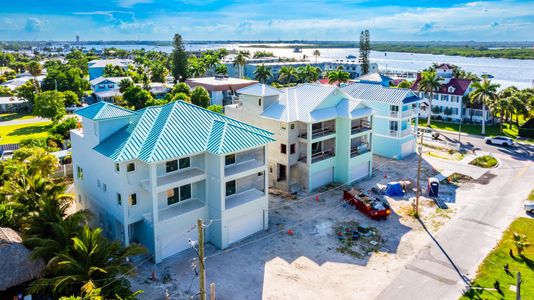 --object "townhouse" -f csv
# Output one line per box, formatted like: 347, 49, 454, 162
71, 101, 274, 263
225, 83, 374, 193
341, 83, 422, 159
